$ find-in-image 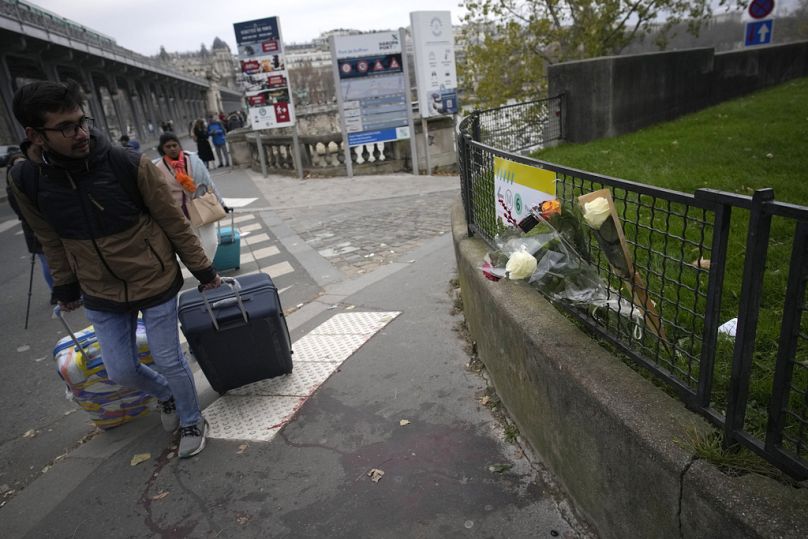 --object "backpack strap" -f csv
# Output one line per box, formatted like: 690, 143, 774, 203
10, 160, 40, 210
